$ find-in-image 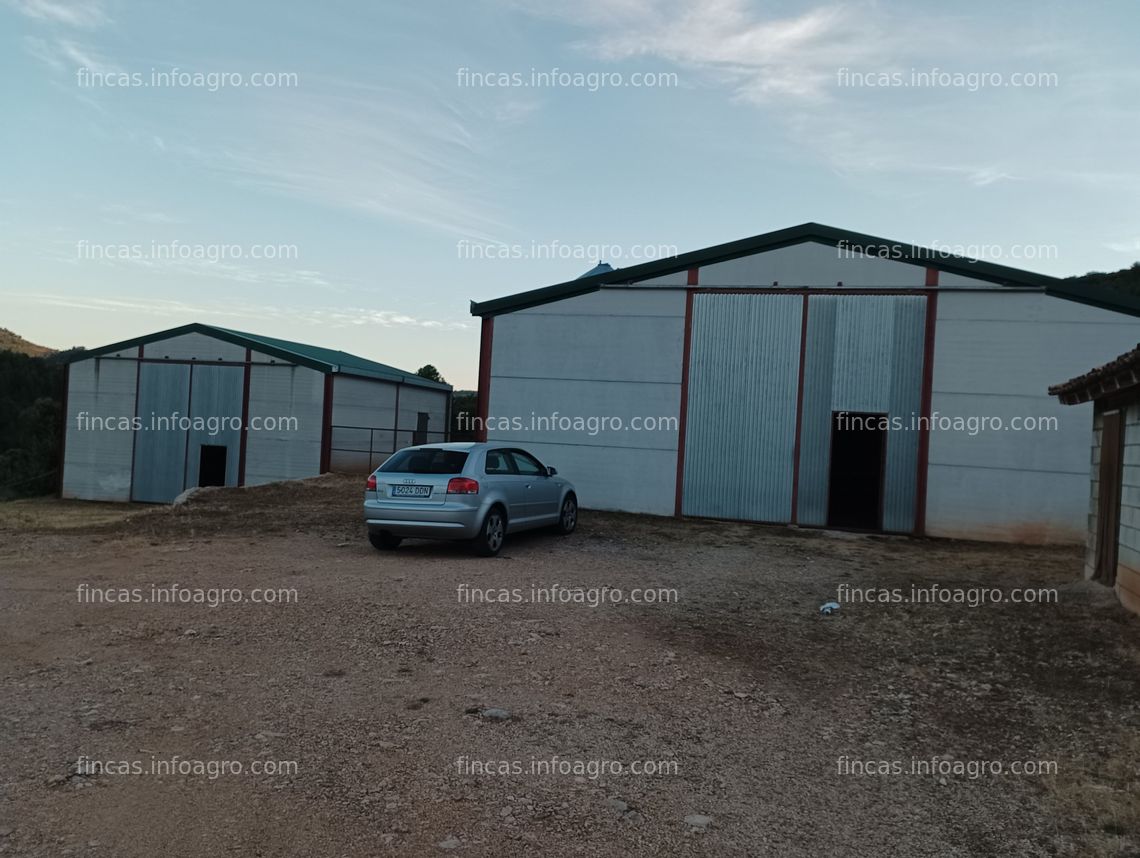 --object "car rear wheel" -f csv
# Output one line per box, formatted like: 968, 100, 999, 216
369, 530, 403, 551
556, 494, 577, 535
473, 507, 506, 557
